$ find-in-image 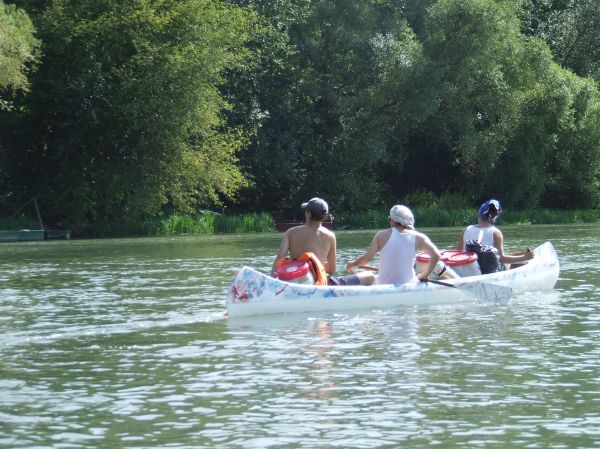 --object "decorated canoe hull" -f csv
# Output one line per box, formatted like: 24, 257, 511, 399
227, 241, 559, 317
